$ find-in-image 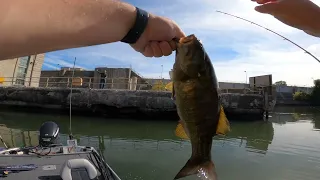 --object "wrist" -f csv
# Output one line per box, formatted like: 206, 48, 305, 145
121, 7, 149, 44
118, 3, 137, 41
